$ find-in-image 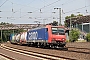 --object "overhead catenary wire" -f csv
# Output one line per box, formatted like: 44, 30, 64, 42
15, 0, 77, 19
0, 0, 90, 24
8, 0, 37, 18
1, 0, 75, 17
8, 0, 37, 13
40, 0, 75, 14
41, 0, 74, 21
85, 0, 88, 13
33, 0, 61, 13
14, 0, 62, 20
17, 1, 90, 24
64, 4, 90, 14
0, 0, 8, 7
